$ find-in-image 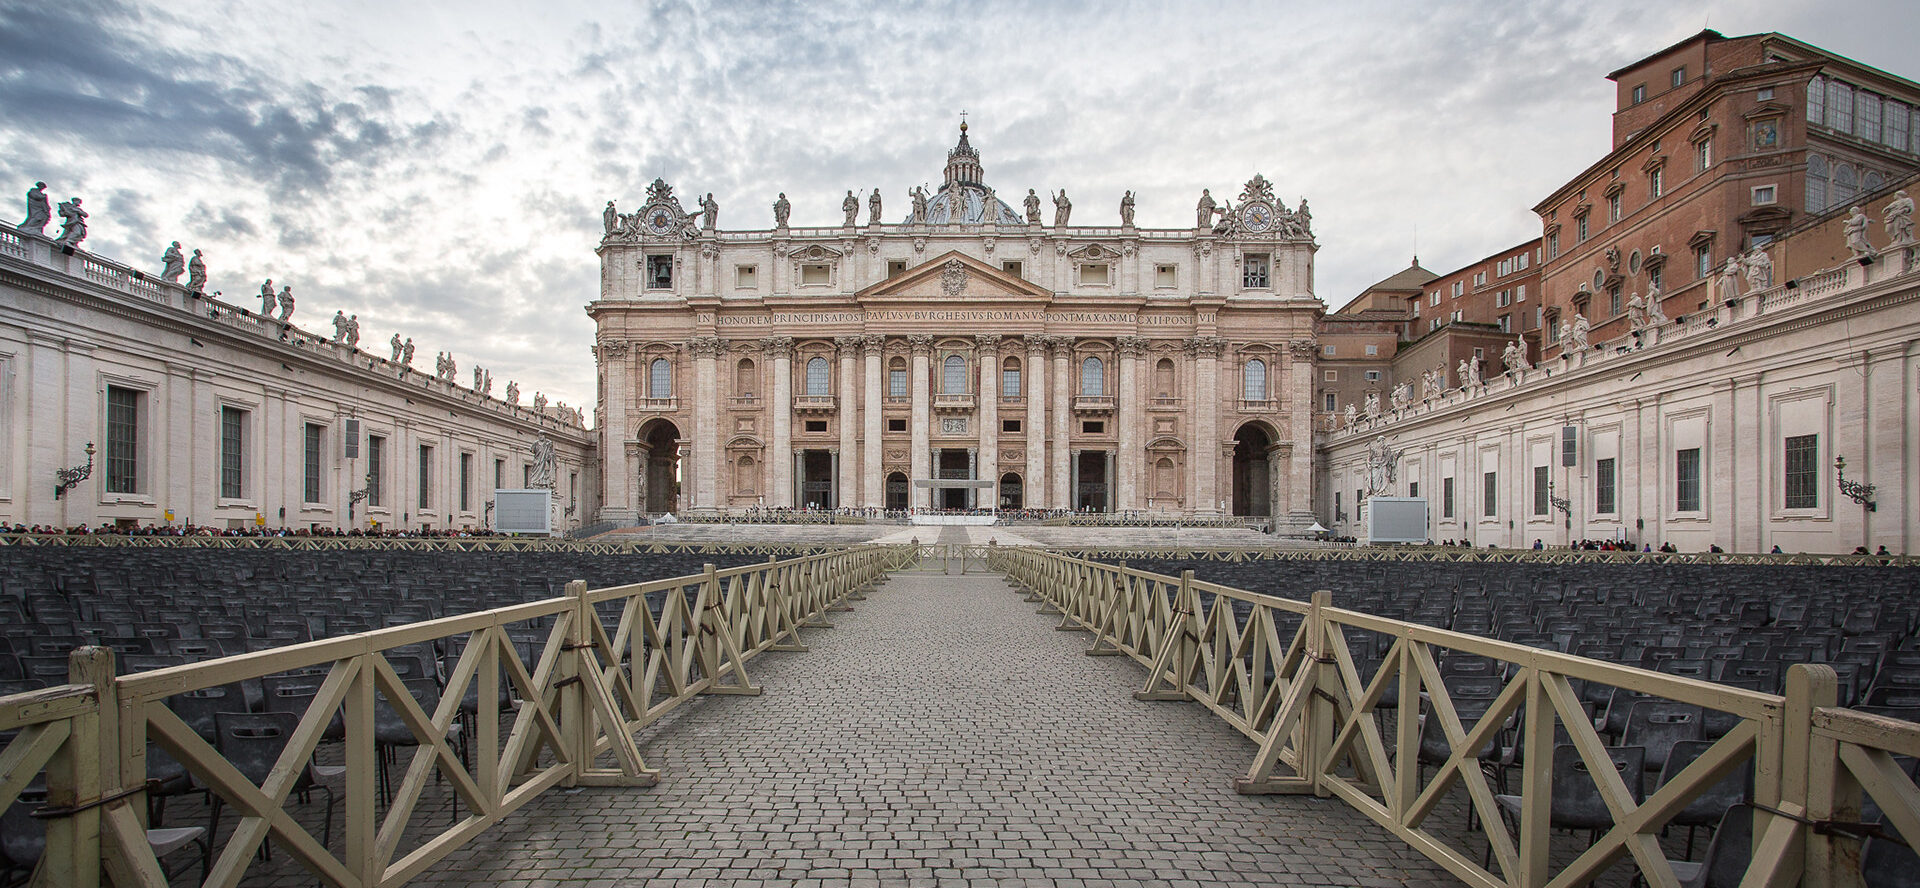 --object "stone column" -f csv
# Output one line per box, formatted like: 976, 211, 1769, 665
967, 447, 979, 509
1104, 450, 1116, 512
835, 336, 860, 509
1279, 339, 1319, 532
1116, 336, 1148, 511
689, 337, 725, 511
1051, 337, 1072, 508
1069, 448, 1081, 510
1190, 336, 1222, 514
626, 441, 645, 514
829, 448, 841, 510
861, 335, 885, 509
1024, 334, 1048, 510
599, 340, 634, 520
908, 335, 933, 509
976, 334, 1000, 509
764, 336, 794, 508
